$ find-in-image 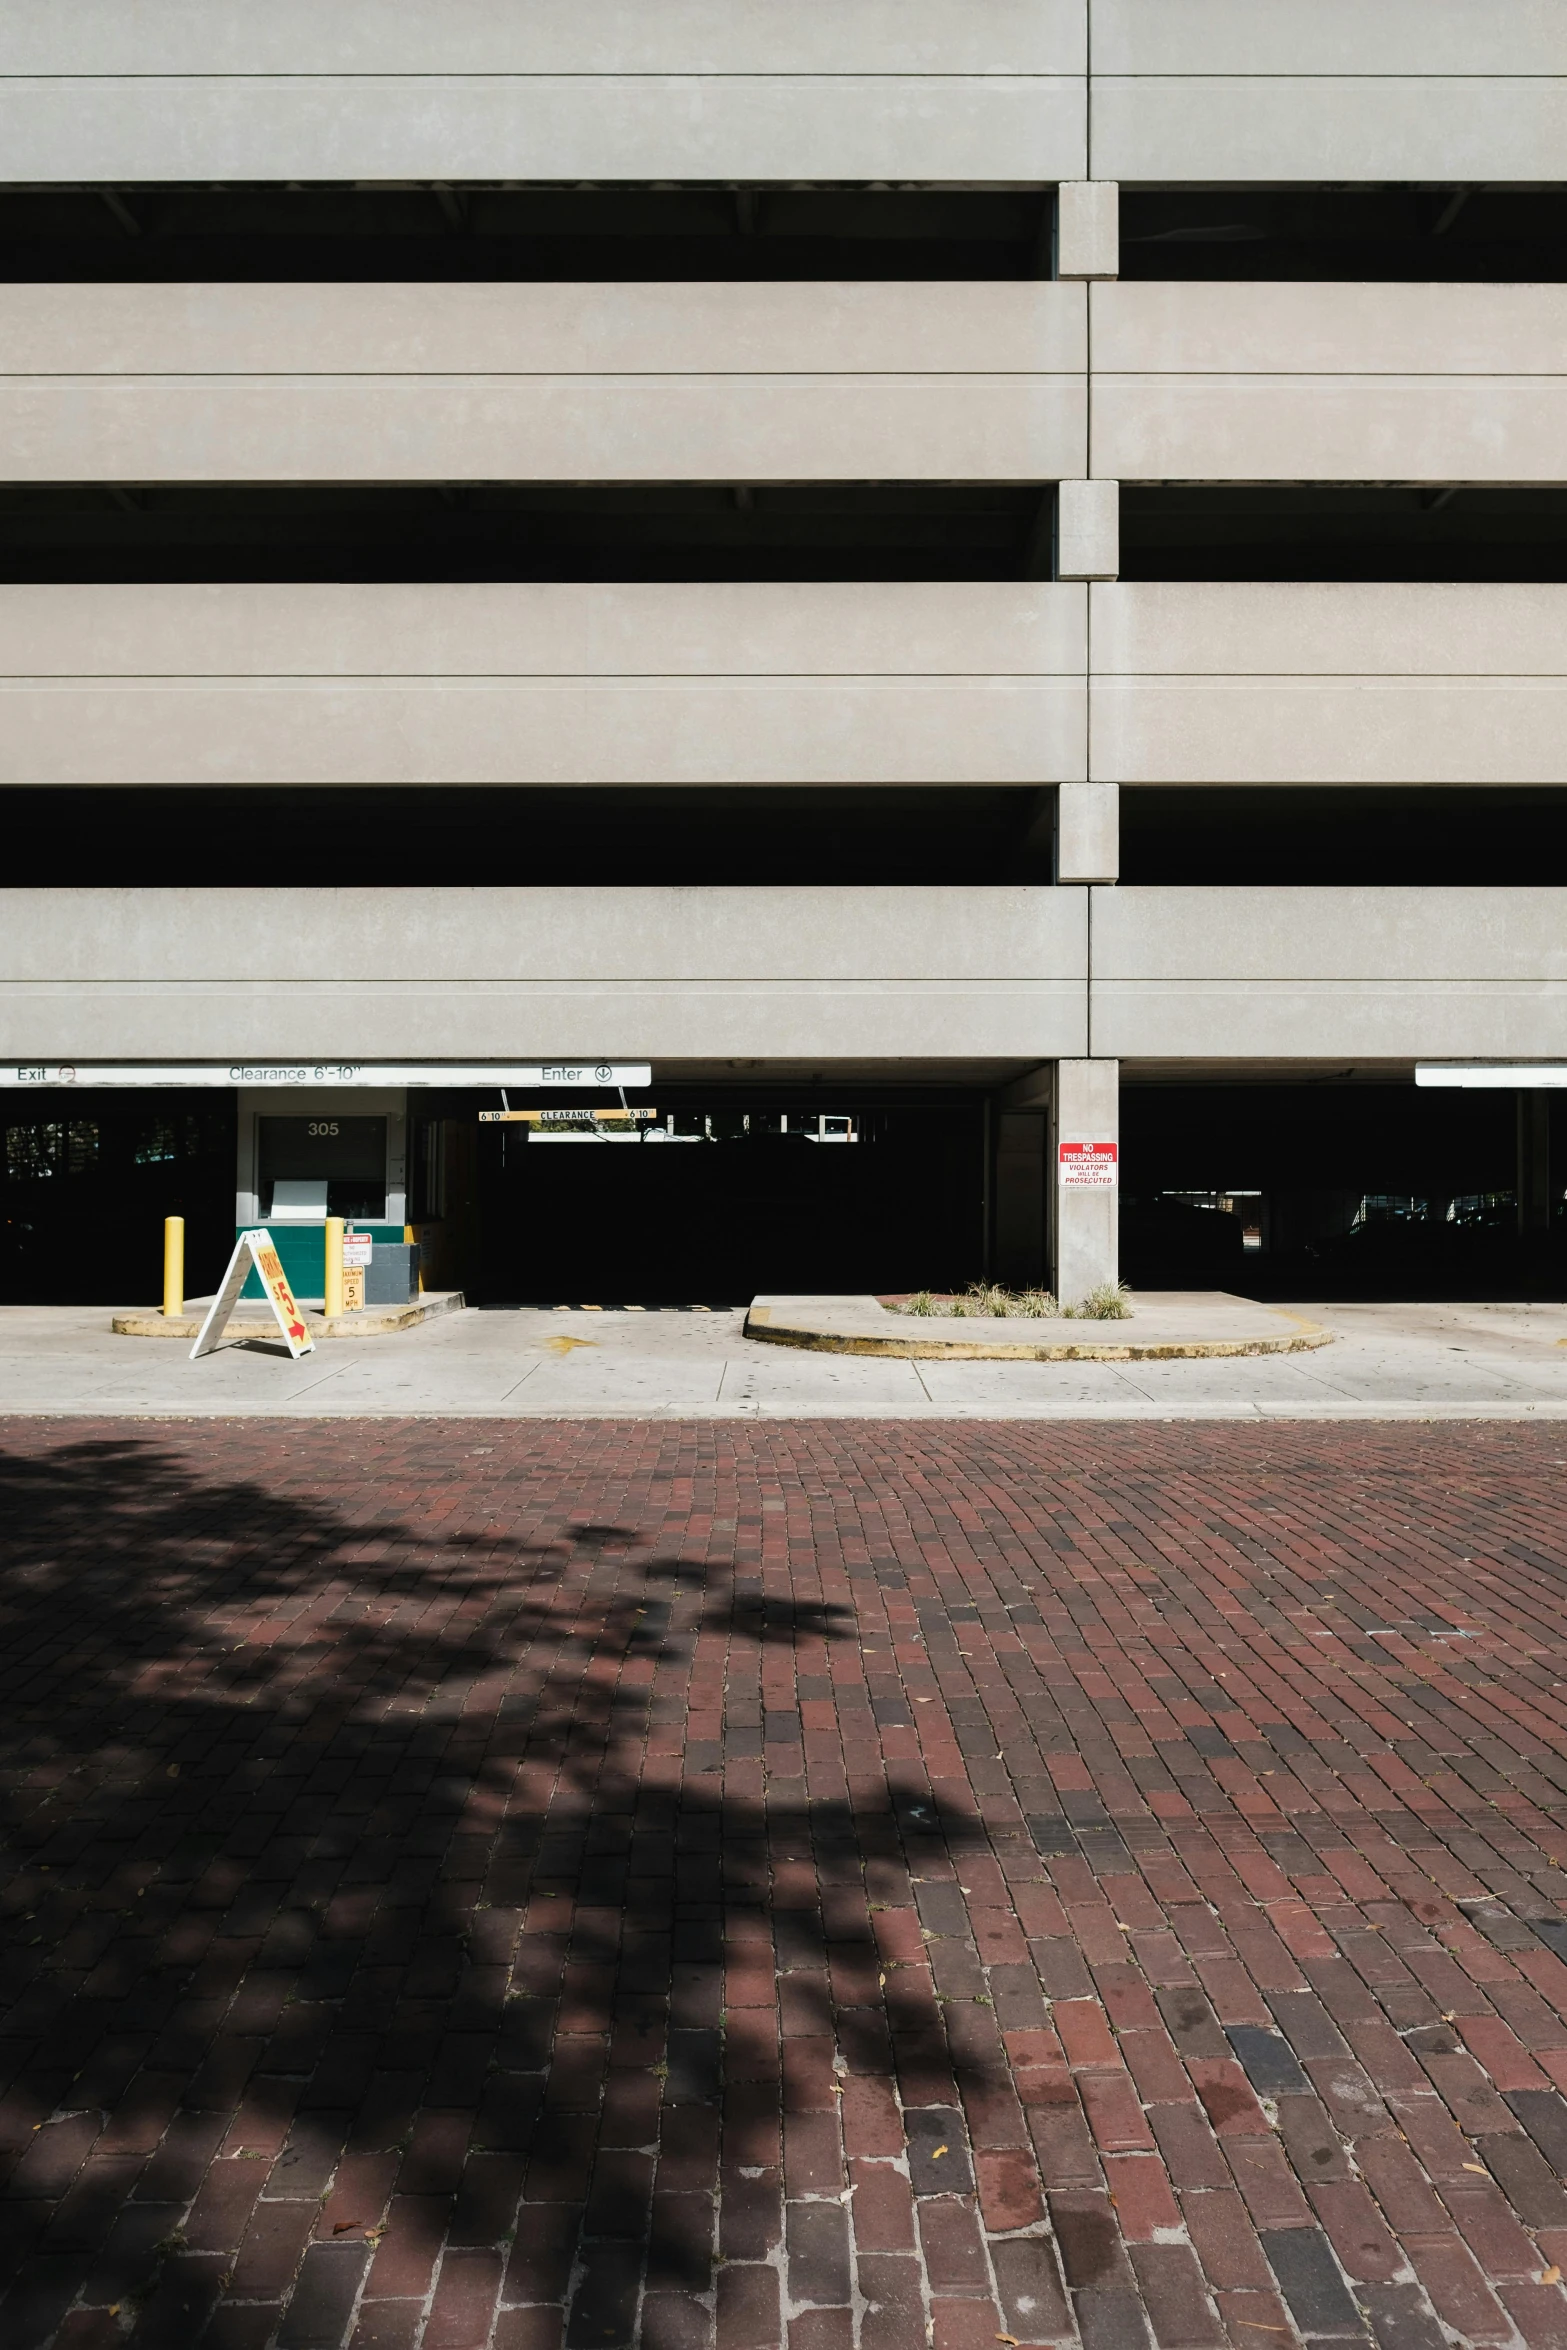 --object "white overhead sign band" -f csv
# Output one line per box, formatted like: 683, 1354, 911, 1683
1416, 1065, 1567, 1088
3, 1063, 652, 1090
